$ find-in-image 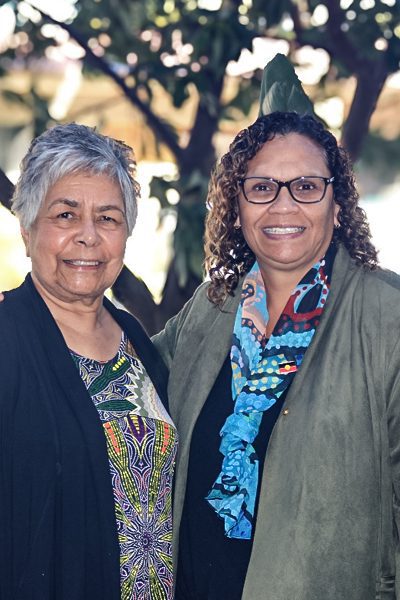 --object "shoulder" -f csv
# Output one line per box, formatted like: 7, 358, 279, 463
361, 268, 400, 331
184, 279, 243, 316
0, 278, 31, 328
152, 279, 241, 365
333, 244, 400, 301
363, 266, 400, 294
181, 280, 215, 314
169, 279, 240, 334
0, 281, 32, 379
341, 263, 400, 354
350, 264, 400, 315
